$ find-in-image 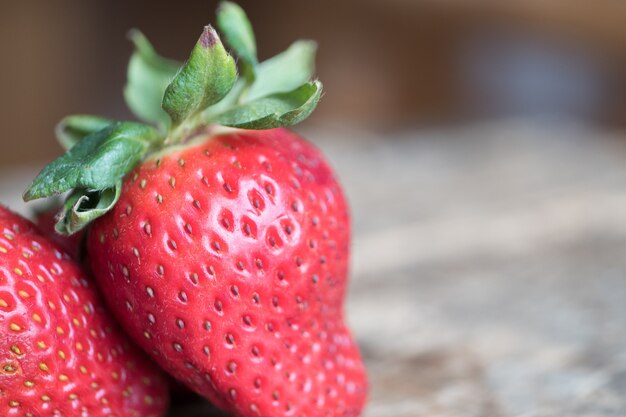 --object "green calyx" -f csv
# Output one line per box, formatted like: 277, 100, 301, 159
23, 1, 322, 235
